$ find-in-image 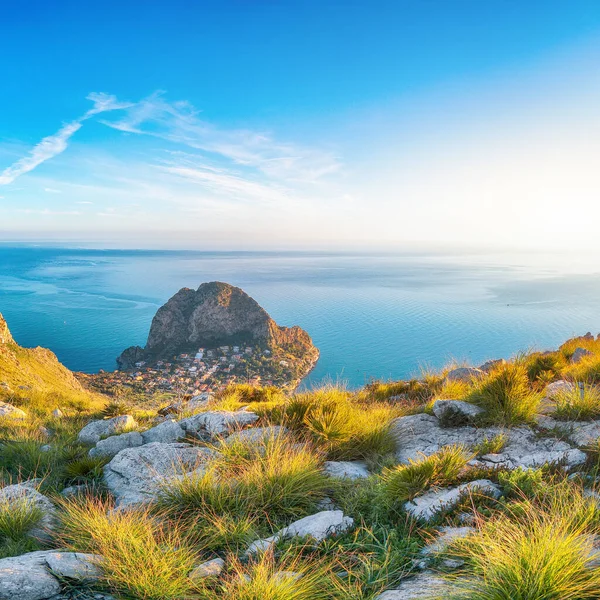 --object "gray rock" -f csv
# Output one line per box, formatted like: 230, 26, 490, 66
431, 400, 484, 425
544, 380, 575, 398
104, 442, 218, 507
179, 410, 259, 439
376, 573, 450, 599
404, 479, 501, 522
77, 416, 137, 445
51, 409, 63, 419
0, 551, 61, 600
0, 401, 27, 420
323, 461, 370, 480
223, 425, 287, 446
141, 420, 185, 444
445, 367, 484, 383
421, 526, 474, 555
537, 417, 600, 448
188, 558, 224, 580
571, 347, 593, 363
247, 510, 354, 554
89, 431, 143, 459
478, 359, 506, 373
44, 552, 102, 580
391, 413, 585, 470
0, 484, 56, 541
